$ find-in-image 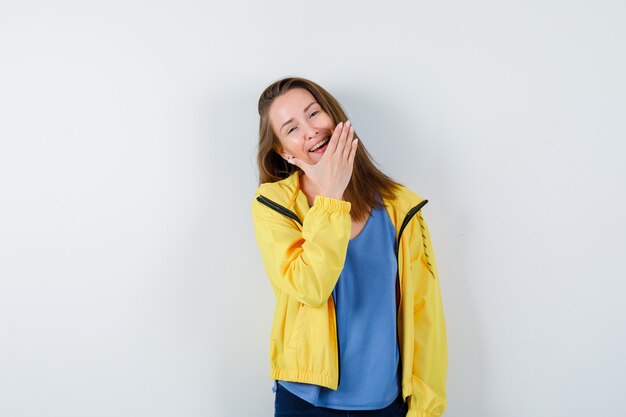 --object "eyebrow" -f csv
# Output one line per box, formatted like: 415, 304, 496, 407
279, 102, 318, 132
